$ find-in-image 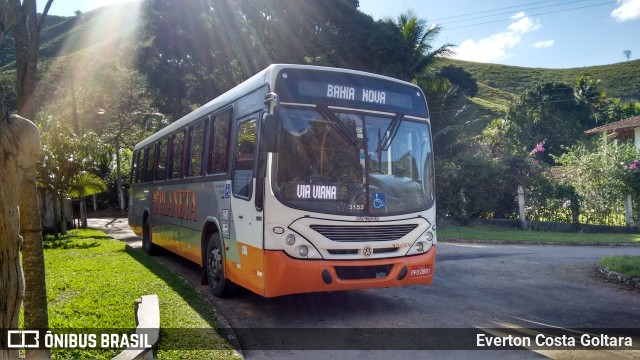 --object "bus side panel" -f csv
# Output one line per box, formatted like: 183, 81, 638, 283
179, 180, 232, 266
225, 242, 265, 295
129, 183, 150, 237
